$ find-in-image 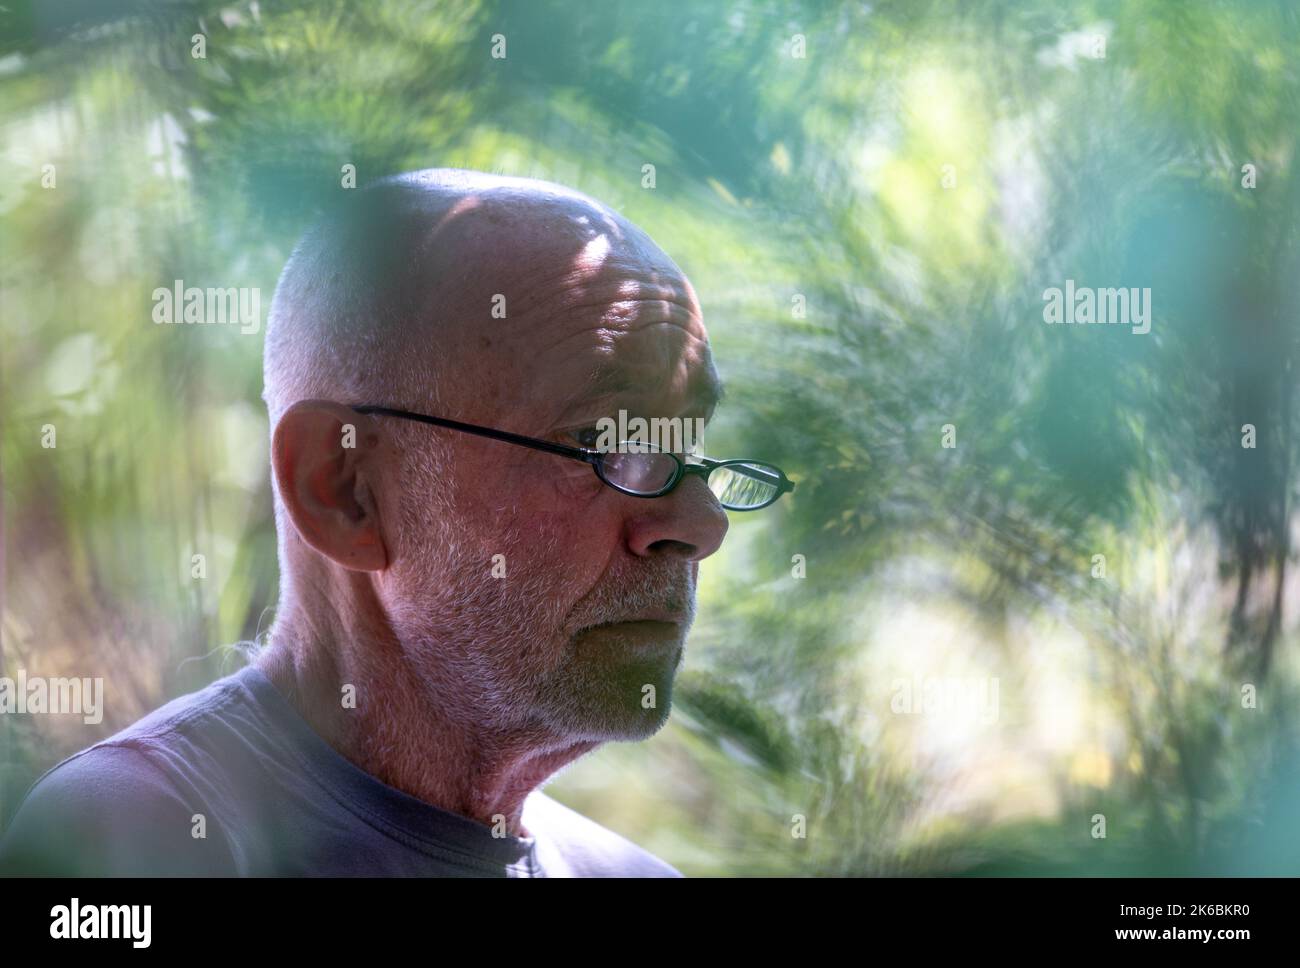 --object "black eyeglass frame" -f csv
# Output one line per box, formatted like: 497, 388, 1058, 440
349, 404, 795, 511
